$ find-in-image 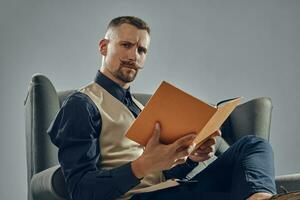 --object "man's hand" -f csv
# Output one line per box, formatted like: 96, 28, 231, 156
188, 130, 221, 162
131, 122, 196, 179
